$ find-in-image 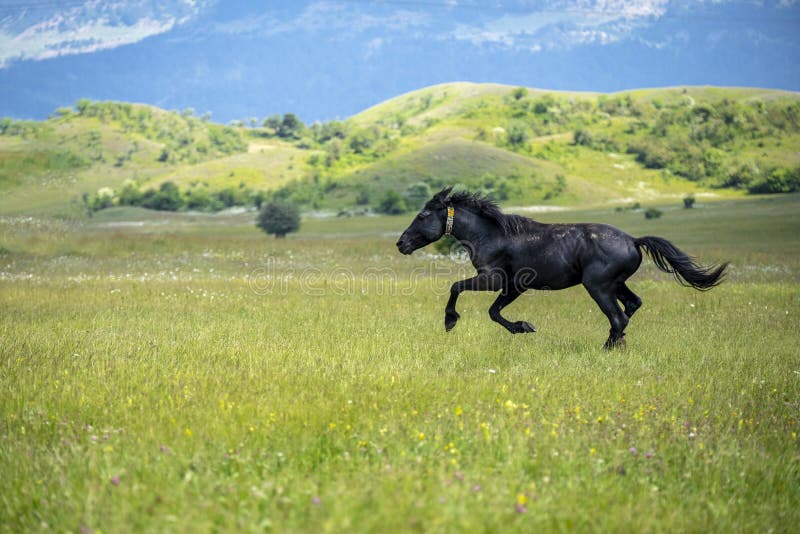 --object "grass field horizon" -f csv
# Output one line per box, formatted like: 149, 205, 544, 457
1, 193, 798, 531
